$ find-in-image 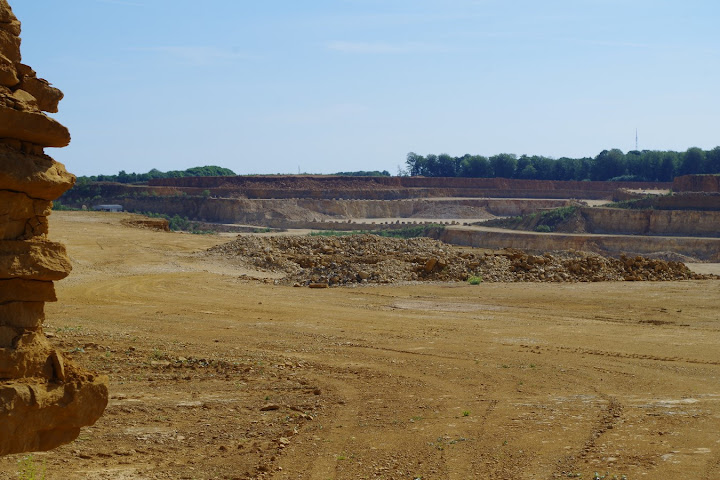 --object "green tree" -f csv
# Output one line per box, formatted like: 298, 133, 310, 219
658, 152, 678, 181
437, 153, 458, 177
591, 149, 626, 181
706, 146, 720, 173
459, 155, 492, 177
489, 153, 517, 178
680, 147, 706, 175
